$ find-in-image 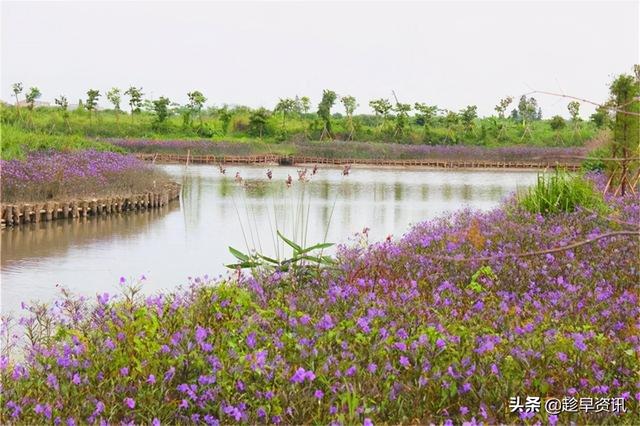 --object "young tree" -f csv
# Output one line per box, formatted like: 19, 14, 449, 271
414, 103, 438, 141
494, 96, 513, 119
299, 96, 311, 114
249, 108, 271, 138
218, 106, 233, 135
567, 101, 580, 122
369, 98, 392, 130
54, 95, 71, 130
608, 72, 640, 195
25, 87, 41, 110
393, 102, 412, 138
106, 88, 122, 123
187, 90, 207, 127
590, 104, 612, 128
152, 96, 171, 125
124, 86, 144, 121
549, 115, 566, 130
25, 87, 42, 125
460, 105, 478, 133
275, 98, 296, 133
317, 89, 337, 140
85, 89, 101, 122
11, 82, 23, 118
340, 95, 358, 140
